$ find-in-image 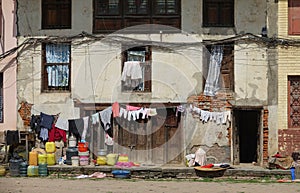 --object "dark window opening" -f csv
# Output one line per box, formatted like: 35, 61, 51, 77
203, 0, 234, 27
42, 0, 71, 29
93, 0, 181, 33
